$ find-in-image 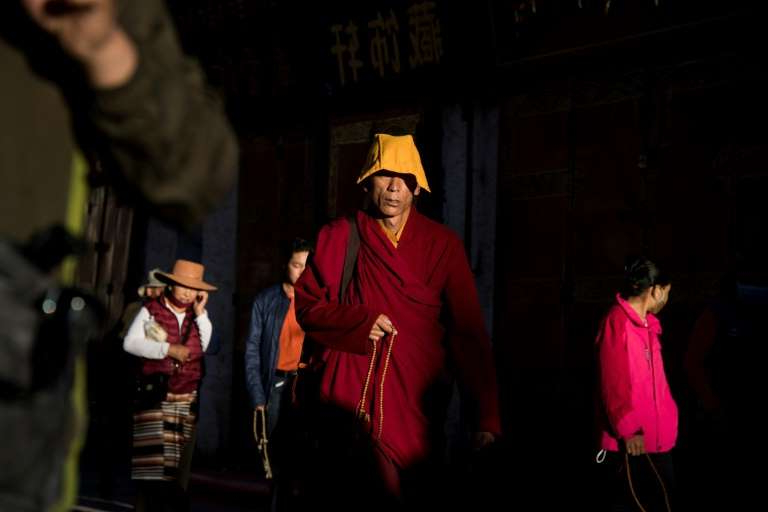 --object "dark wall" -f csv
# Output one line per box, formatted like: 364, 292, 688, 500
494, 39, 768, 510
162, 2, 768, 506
